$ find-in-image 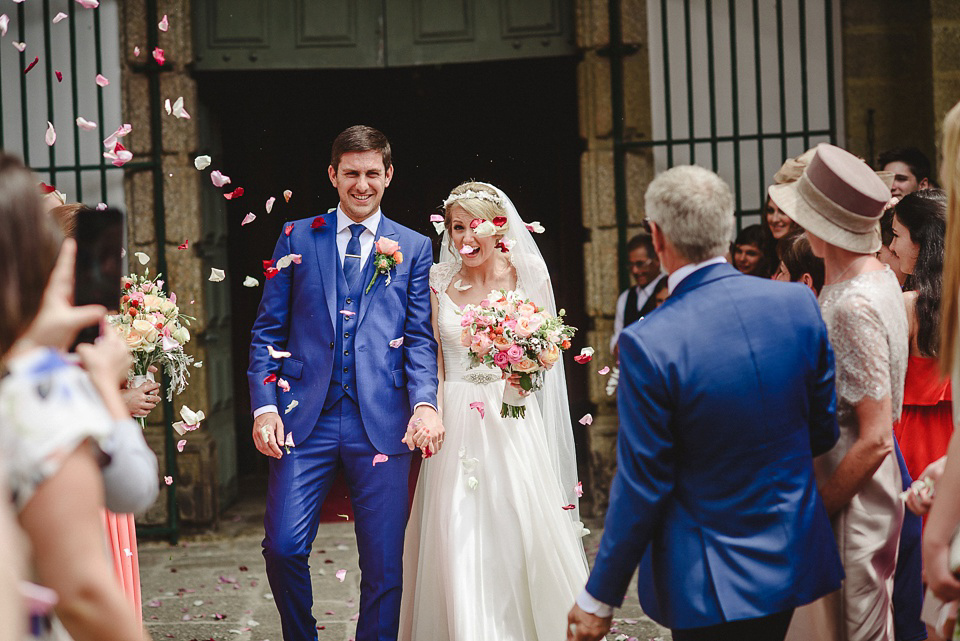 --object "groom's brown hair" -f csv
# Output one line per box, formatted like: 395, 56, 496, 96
331, 125, 392, 172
